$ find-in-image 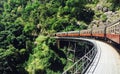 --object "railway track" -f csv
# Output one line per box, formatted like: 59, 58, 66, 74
56, 37, 98, 74
55, 37, 120, 74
